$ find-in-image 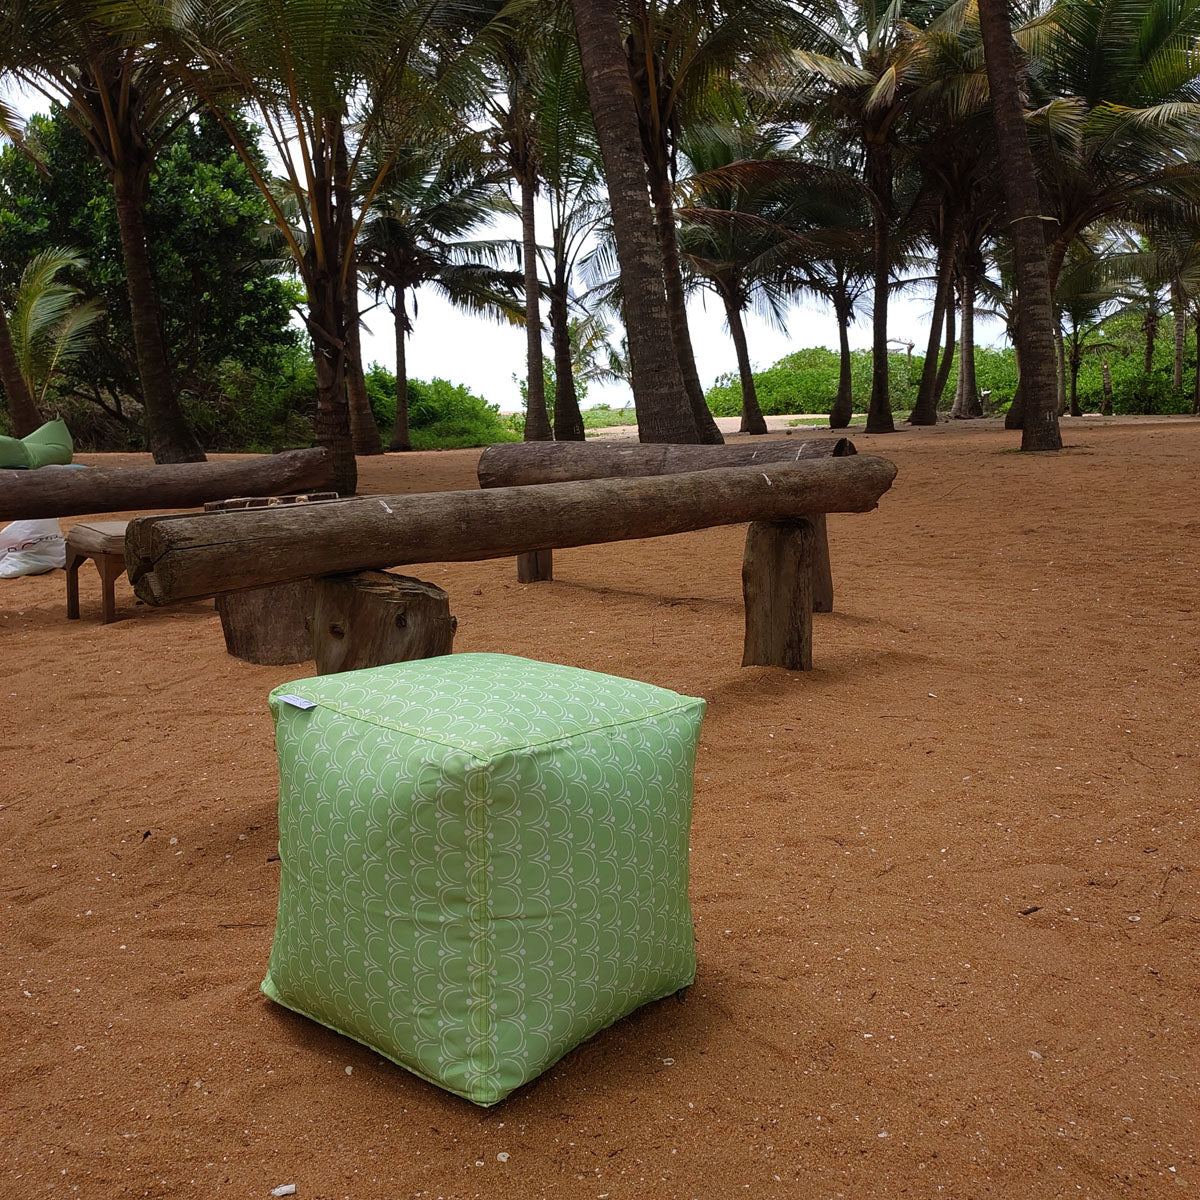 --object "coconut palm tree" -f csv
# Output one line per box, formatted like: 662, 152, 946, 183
167, 0, 493, 493
0, 110, 44, 436
675, 124, 791, 434
485, 23, 554, 442
1054, 246, 1118, 416
785, 0, 937, 433
976, 0, 1062, 450
359, 142, 522, 451
529, 26, 606, 441
568, 0, 701, 442
0, 0, 205, 460
1028, 0, 1200, 294
7, 247, 103, 410
899, 13, 1004, 425
621, 0, 801, 443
